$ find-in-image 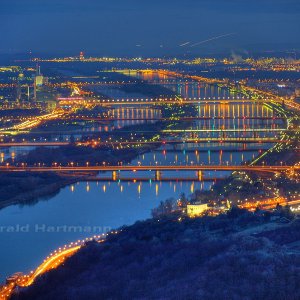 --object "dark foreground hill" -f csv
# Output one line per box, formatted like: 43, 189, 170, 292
12, 210, 300, 300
